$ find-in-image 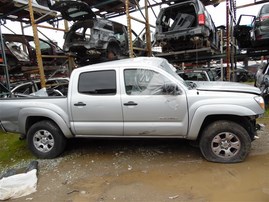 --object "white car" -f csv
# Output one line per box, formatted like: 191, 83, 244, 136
10, 78, 69, 97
